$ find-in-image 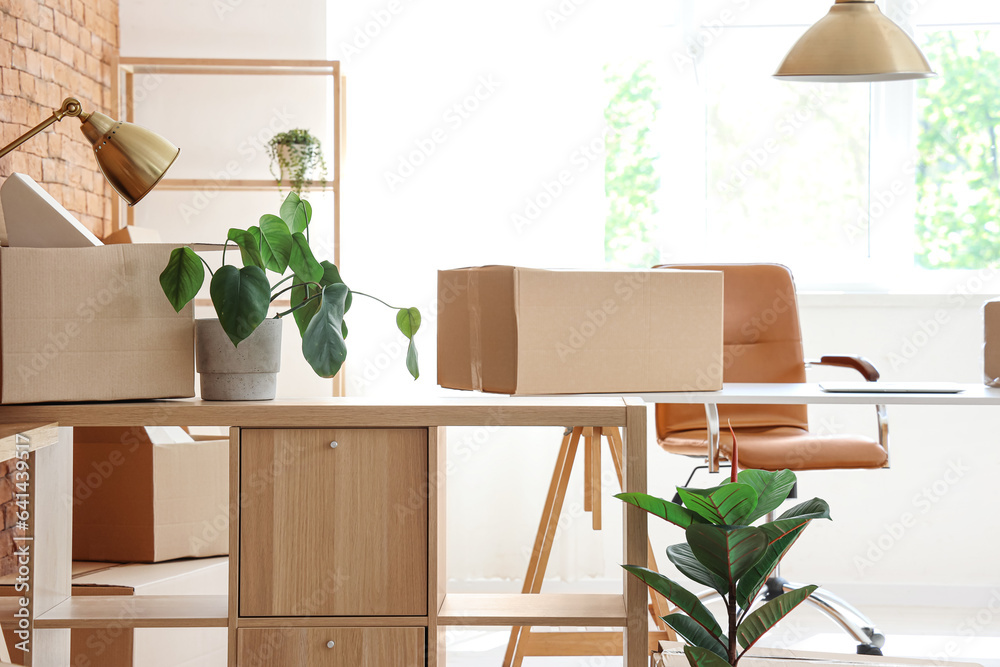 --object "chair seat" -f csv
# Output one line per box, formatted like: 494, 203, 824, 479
658, 426, 888, 471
